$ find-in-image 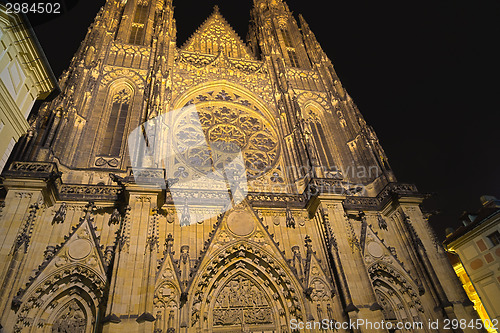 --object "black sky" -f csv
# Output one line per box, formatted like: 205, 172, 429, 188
29, 0, 500, 240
